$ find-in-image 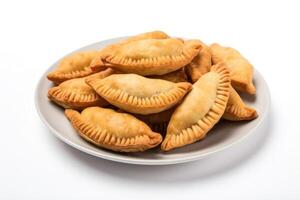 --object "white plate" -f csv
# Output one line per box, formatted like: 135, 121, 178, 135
35, 37, 271, 165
